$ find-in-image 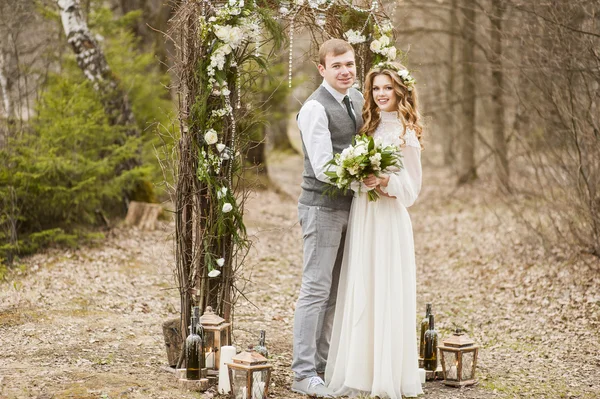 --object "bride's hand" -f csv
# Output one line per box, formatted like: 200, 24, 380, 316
363, 174, 381, 189
376, 186, 395, 198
